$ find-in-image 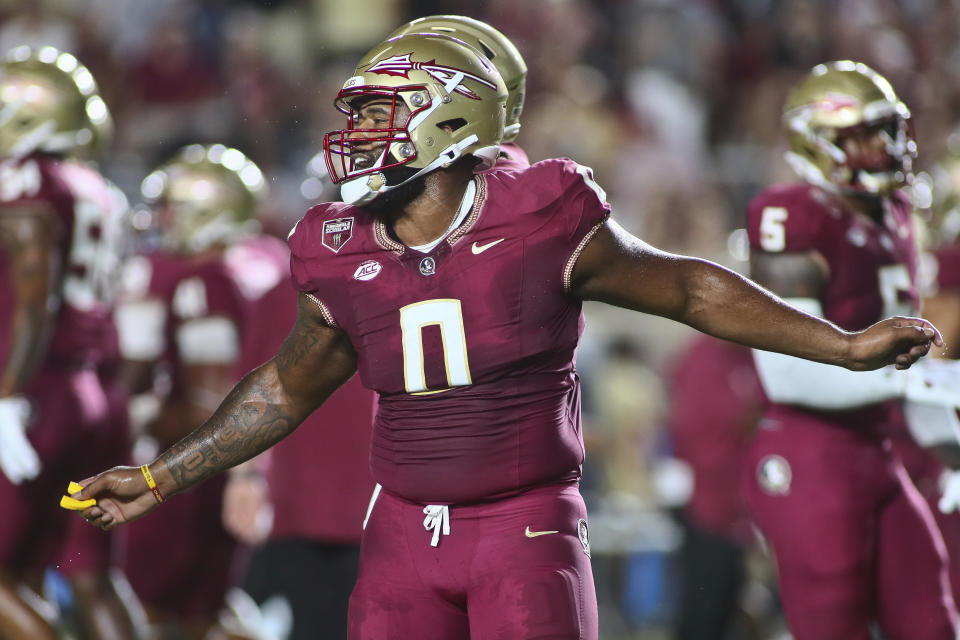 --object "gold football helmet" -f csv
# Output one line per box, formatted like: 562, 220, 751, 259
929, 148, 960, 246
323, 32, 507, 205
783, 60, 915, 196
387, 15, 526, 143
0, 46, 112, 160
140, 144, 265, 252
